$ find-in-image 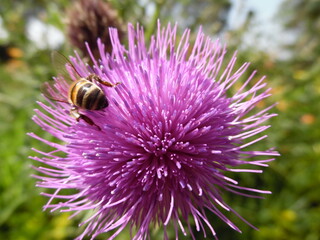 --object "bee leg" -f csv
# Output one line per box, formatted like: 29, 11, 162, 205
98, 80, 121, 88
78, 115, 101, 130
87, 74, 121, 87
70, 107, 101, 130
70, 107, 81, 121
